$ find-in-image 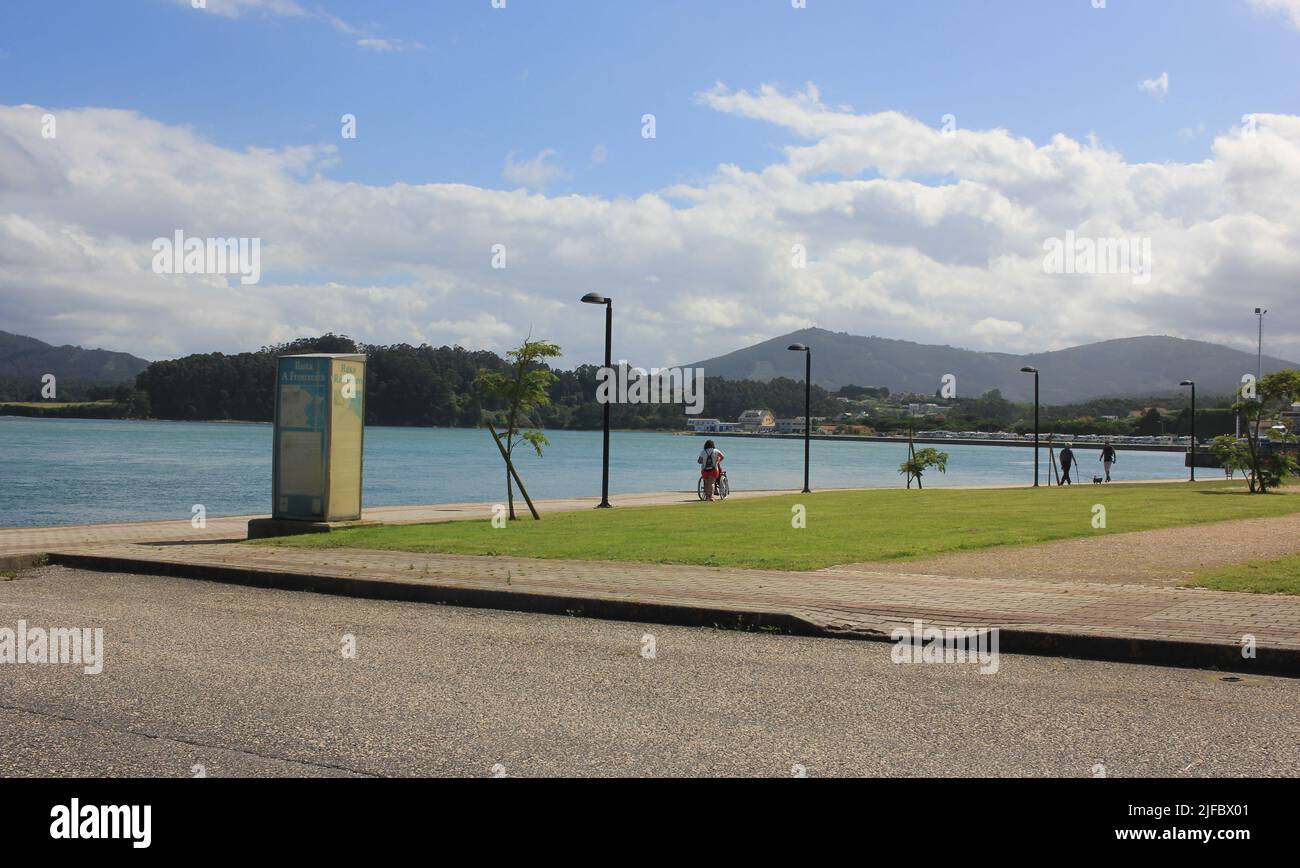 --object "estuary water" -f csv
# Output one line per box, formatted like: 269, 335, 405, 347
0, 417, 1190, 528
